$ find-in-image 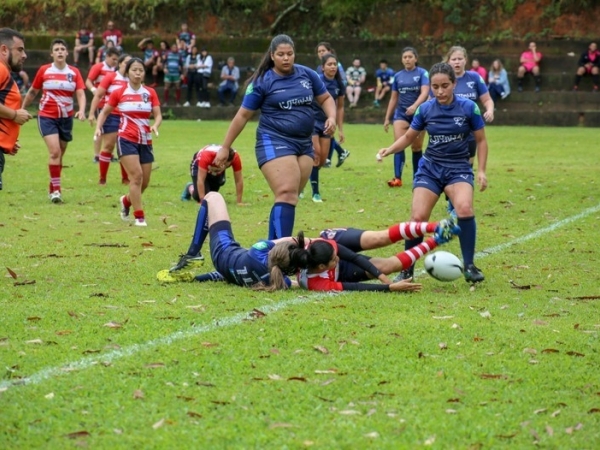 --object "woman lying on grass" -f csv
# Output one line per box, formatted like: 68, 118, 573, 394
158, 192, 458, 292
